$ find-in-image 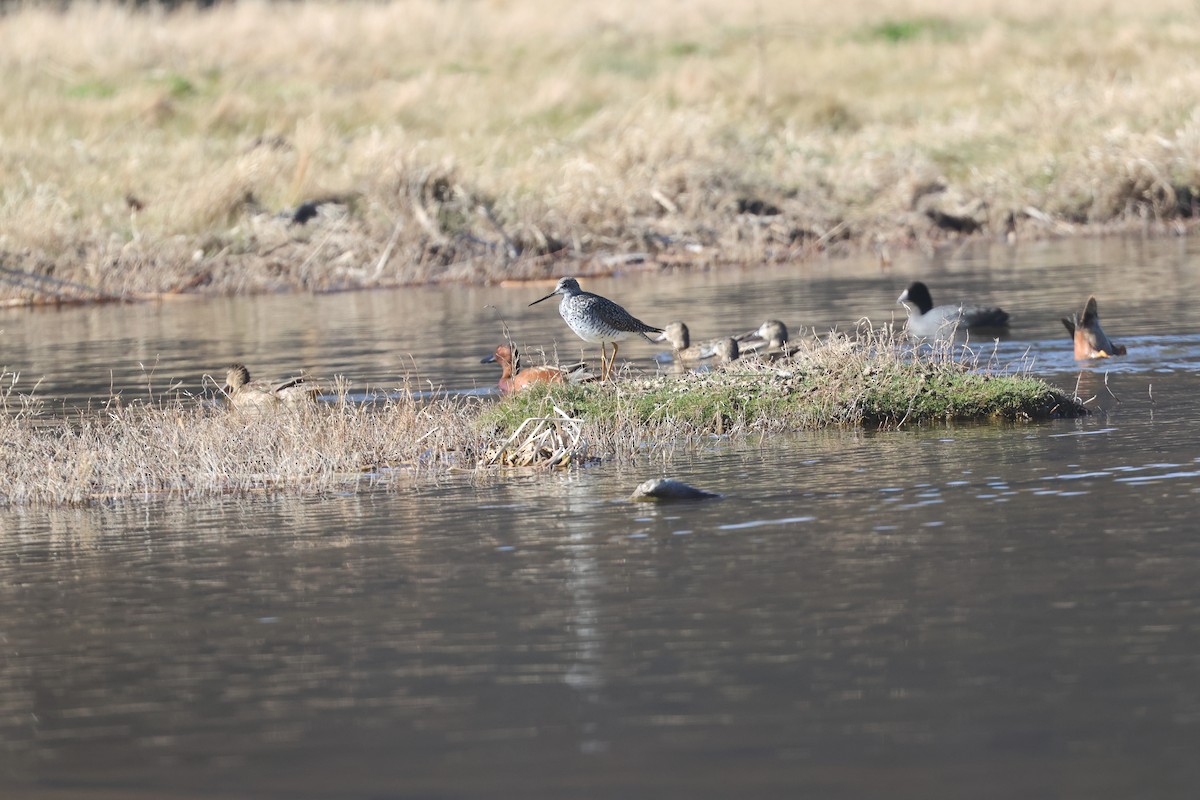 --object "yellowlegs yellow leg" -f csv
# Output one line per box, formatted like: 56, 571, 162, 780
529, 277, 662, 381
